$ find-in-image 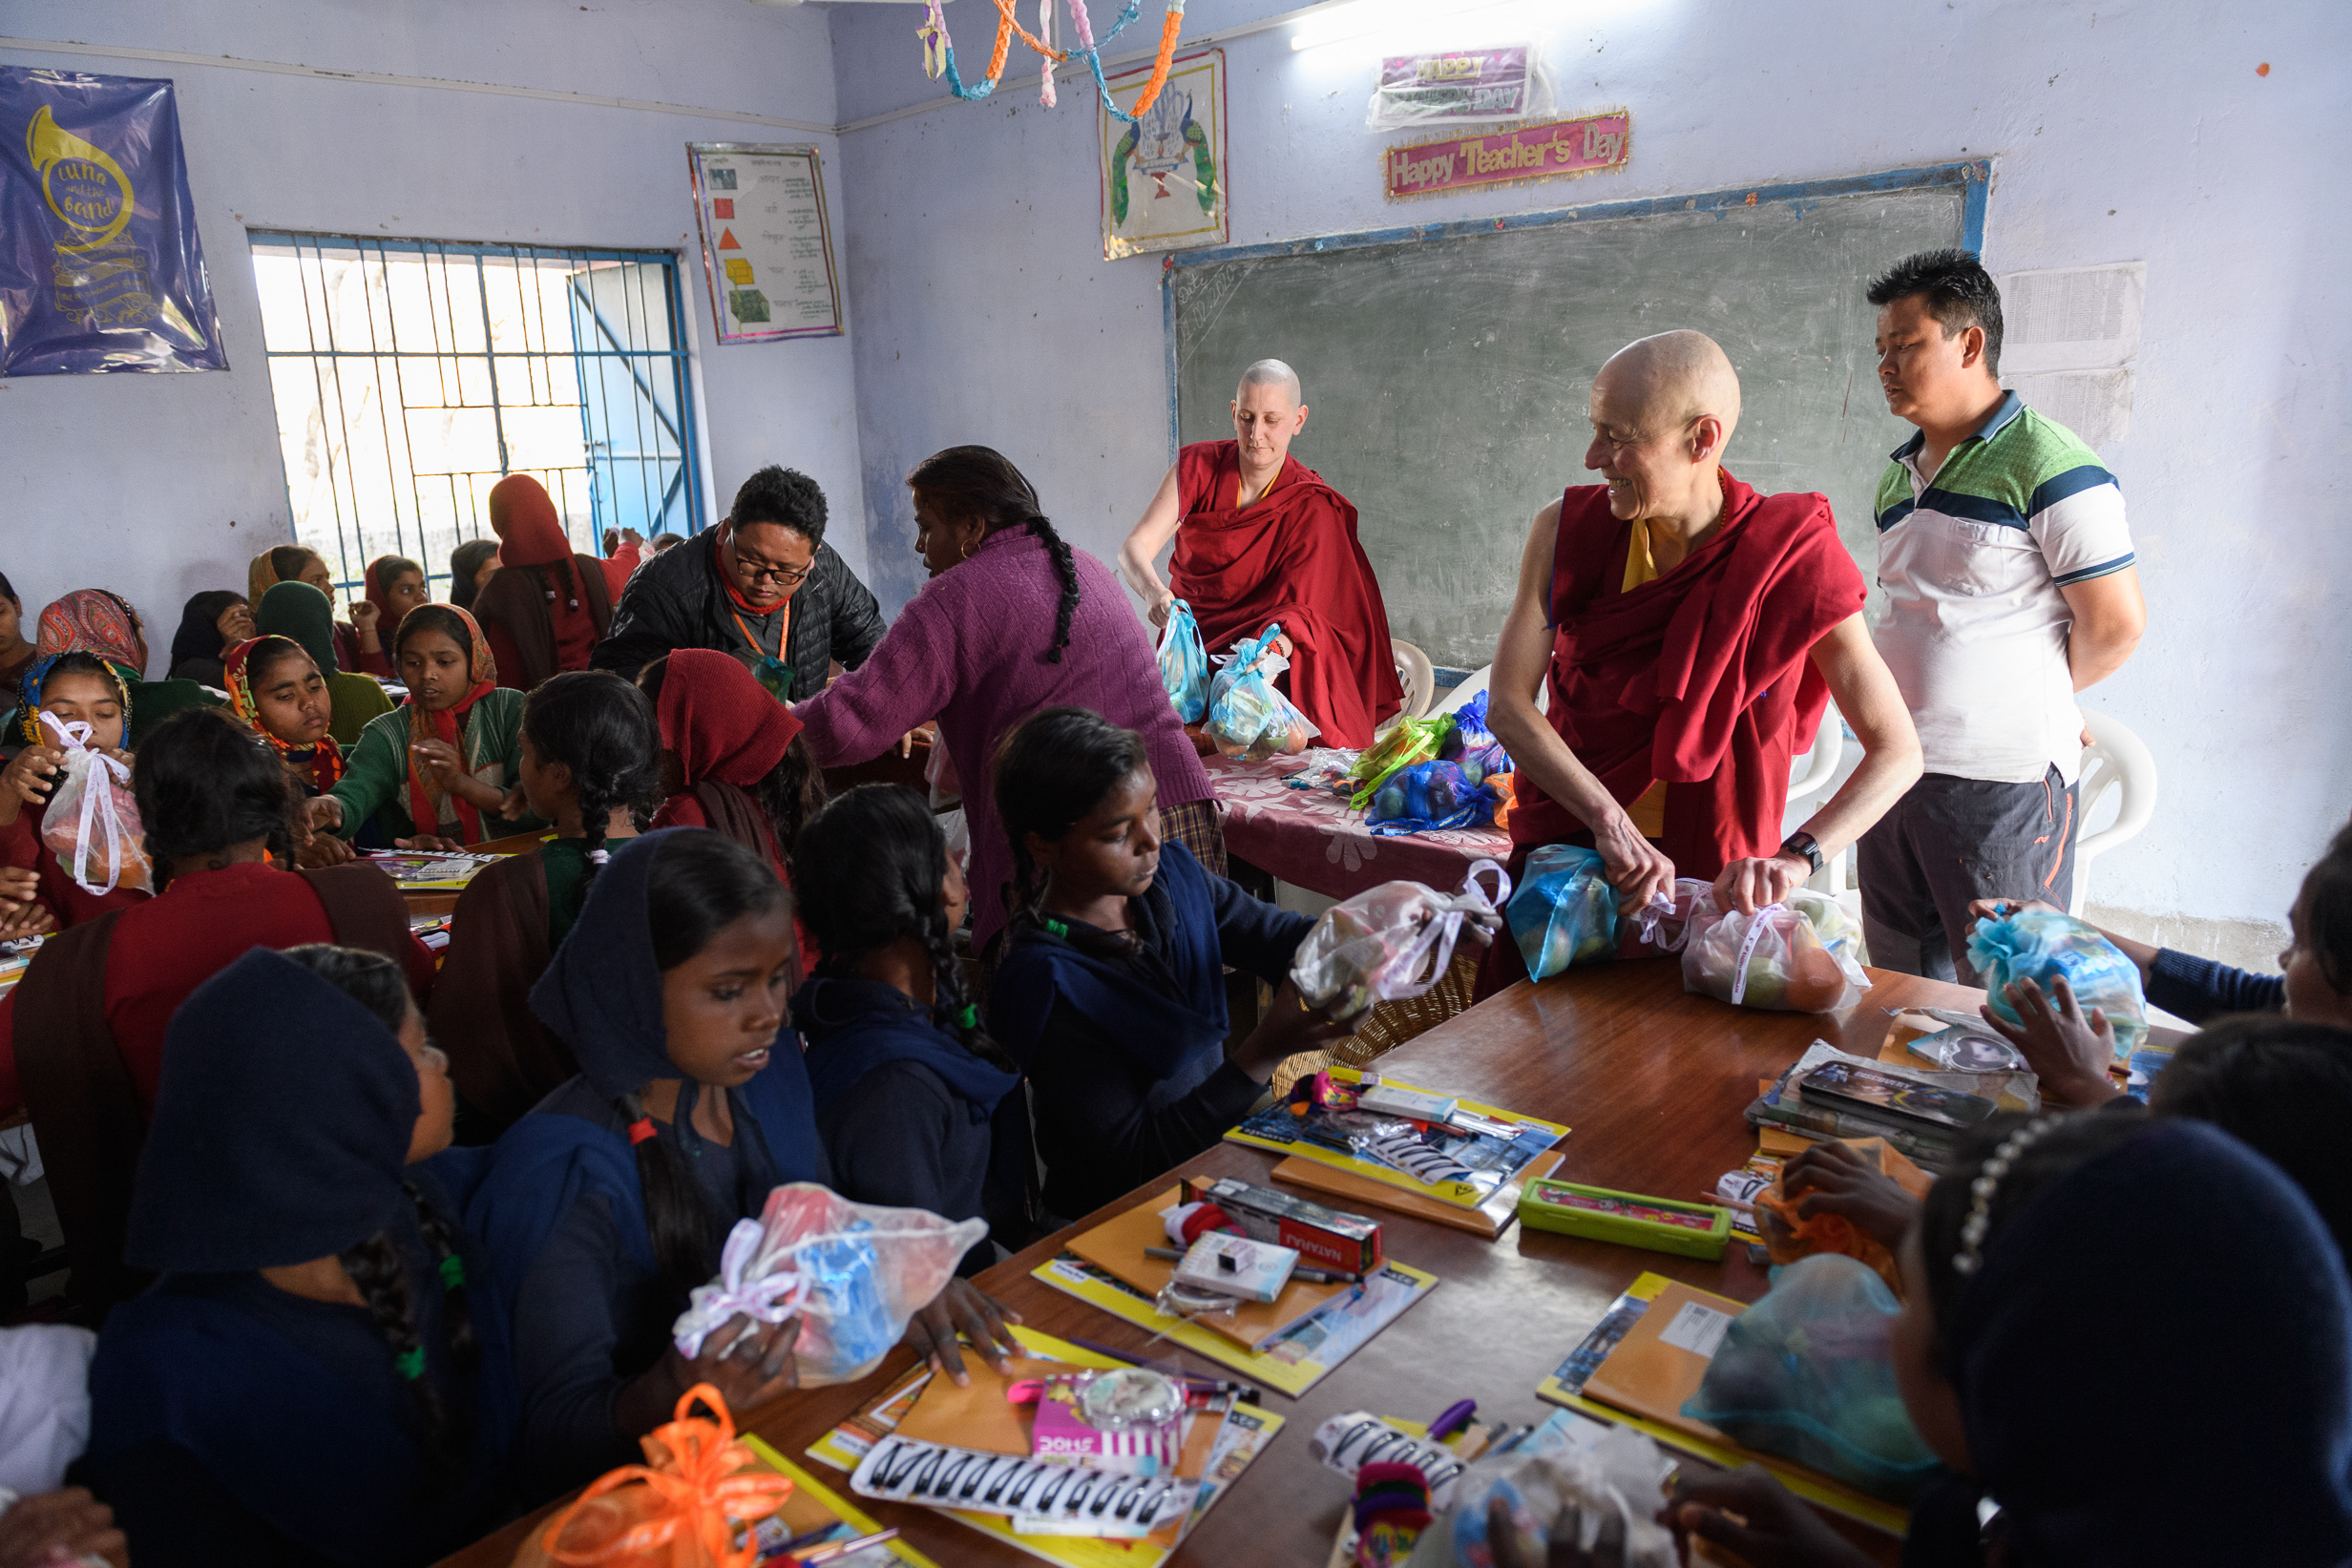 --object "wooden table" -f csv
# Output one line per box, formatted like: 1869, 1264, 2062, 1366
440, 959, 1981, 1567
395, 830, 550, 918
